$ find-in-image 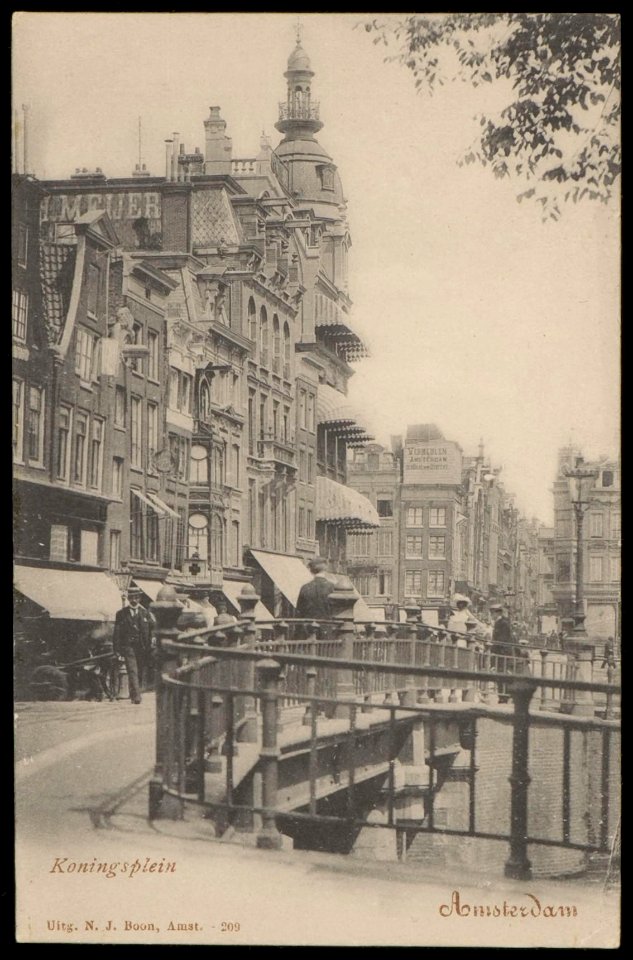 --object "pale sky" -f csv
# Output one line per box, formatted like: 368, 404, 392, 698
13, 12, 620, 524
